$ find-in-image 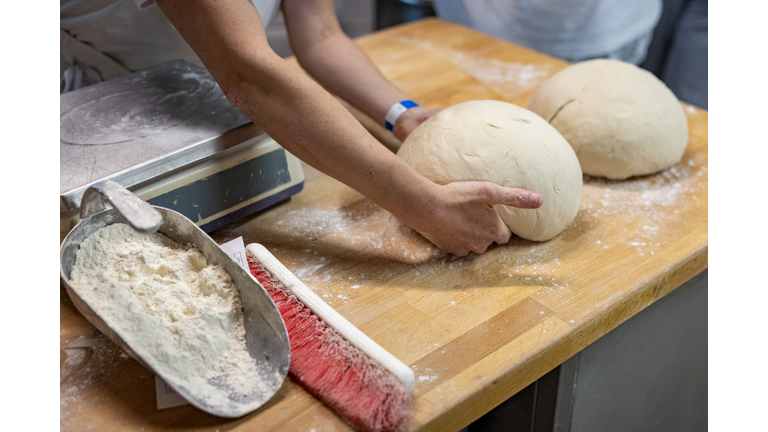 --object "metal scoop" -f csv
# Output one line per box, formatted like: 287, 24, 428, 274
60, 180, 290, 417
